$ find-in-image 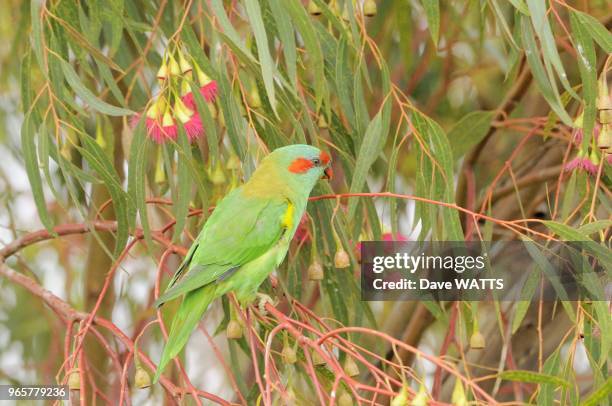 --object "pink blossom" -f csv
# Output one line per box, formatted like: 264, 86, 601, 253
183, 81, 218, 109
132, 103, 205, 144
564, 156, 598, 176
572, 123, 601, 145
182, 113, 204, 142
145, 116, 177, 143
